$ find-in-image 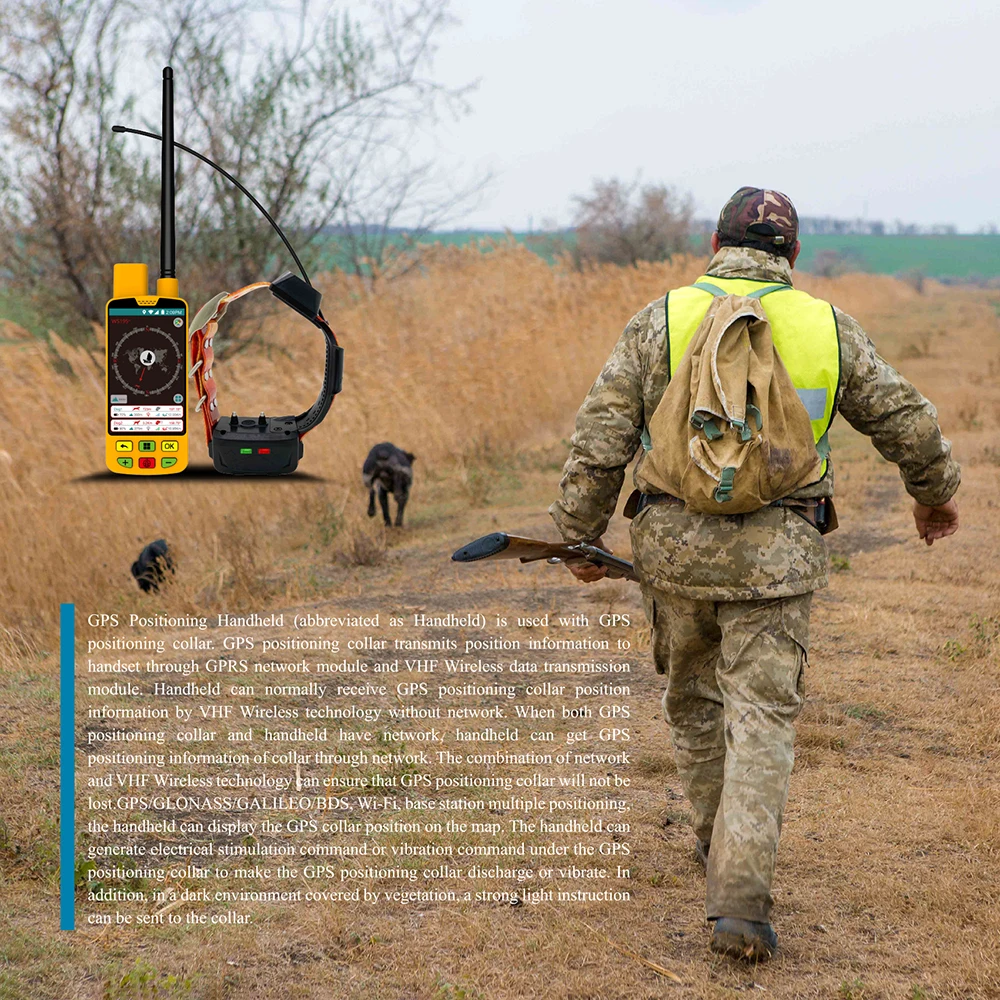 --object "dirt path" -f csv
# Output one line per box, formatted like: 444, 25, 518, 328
2, 432, 999, 999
